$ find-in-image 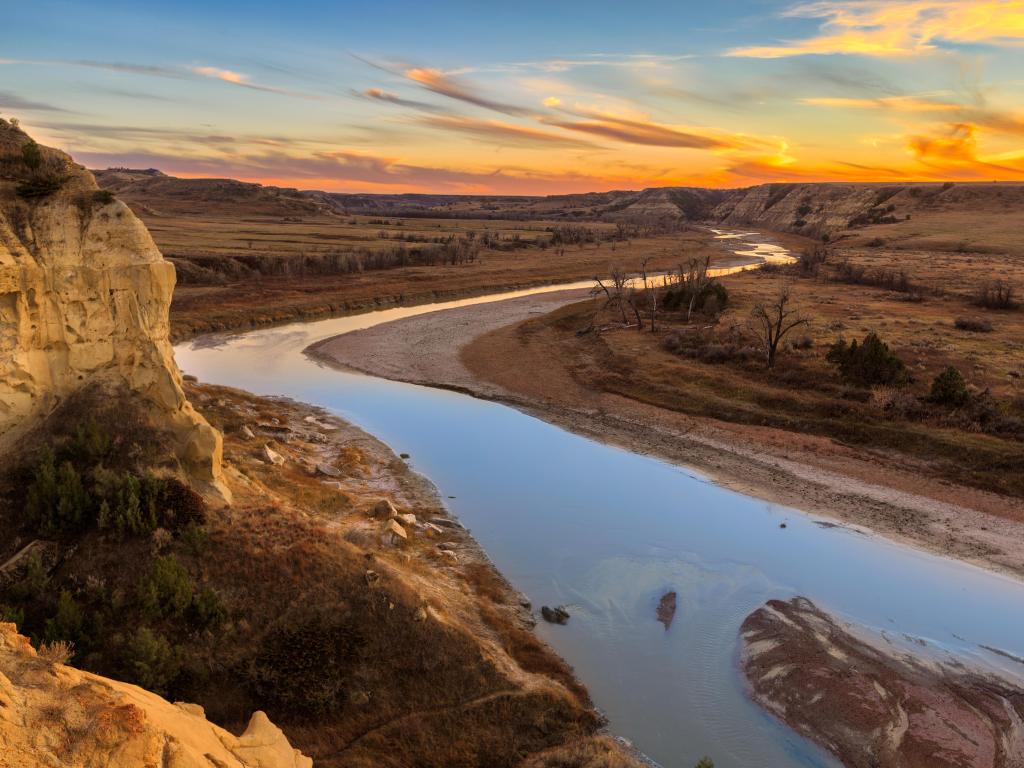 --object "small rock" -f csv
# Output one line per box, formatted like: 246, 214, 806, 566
384, 519, 407, 546
430, 517, 462, 529
373, 499, 399, 519
262, 444, 285, 465
440, 550, 459, 564
399, 453, 410, 459
397, 513, 417, 527
182, 373, 198, 382
321, 480, 343, 489
240, 425, 256, 440
422, 522, 444, 536
780, 523, 787, 529
412, 606, 428, 622
540, 606, 570, 625
348, 690, 370, 706
436, 542, 457, 551
316, 463, 342, 478
364, 570, 380, 586
515, 592, 532, 610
